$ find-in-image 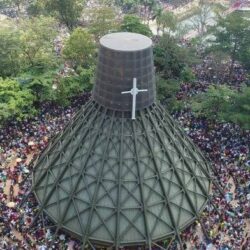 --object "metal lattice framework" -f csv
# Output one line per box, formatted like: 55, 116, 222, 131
30, 100, 212, 249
